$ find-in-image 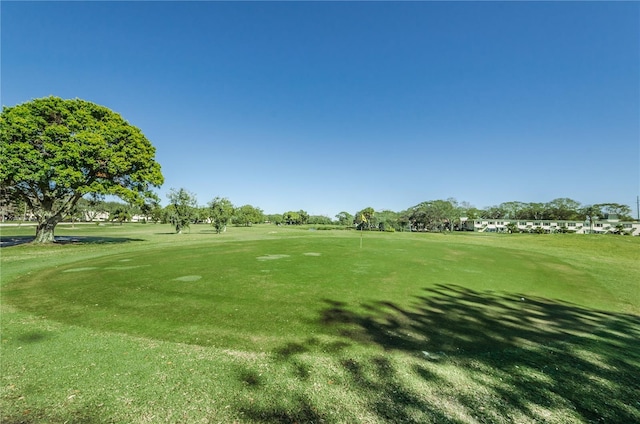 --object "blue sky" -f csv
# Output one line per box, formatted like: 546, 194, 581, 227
2, 1, 639, 218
